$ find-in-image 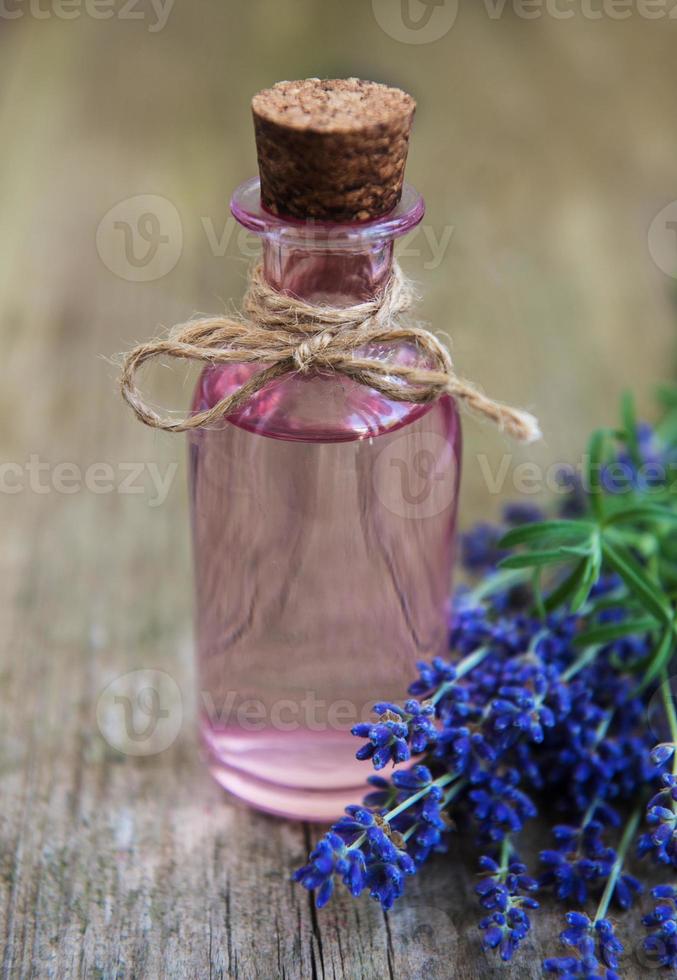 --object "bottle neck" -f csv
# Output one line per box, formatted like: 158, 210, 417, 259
230, 177, 425, 307
261, 237, 394, 307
